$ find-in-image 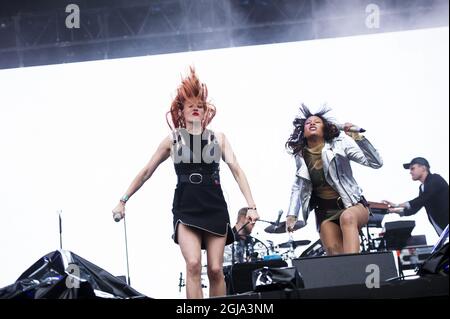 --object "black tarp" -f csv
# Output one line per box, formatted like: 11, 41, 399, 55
0, 250, 148, 299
